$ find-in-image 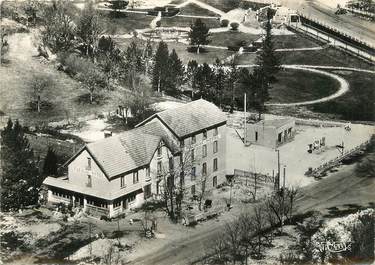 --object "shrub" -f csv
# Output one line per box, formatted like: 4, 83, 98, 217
220, 19, 229, 27
156, 20, 161, 27
230, 22, 239, 30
